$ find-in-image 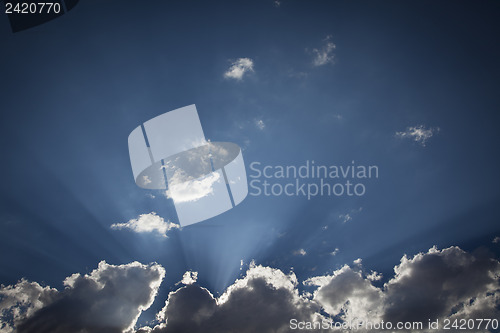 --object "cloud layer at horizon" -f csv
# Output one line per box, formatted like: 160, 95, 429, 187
2, 246, 498, 333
